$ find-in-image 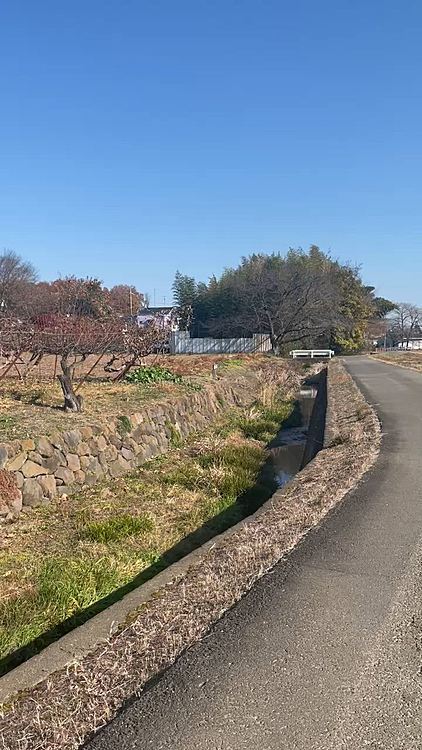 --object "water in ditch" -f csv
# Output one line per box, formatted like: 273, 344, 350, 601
270, 385, 318, 488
